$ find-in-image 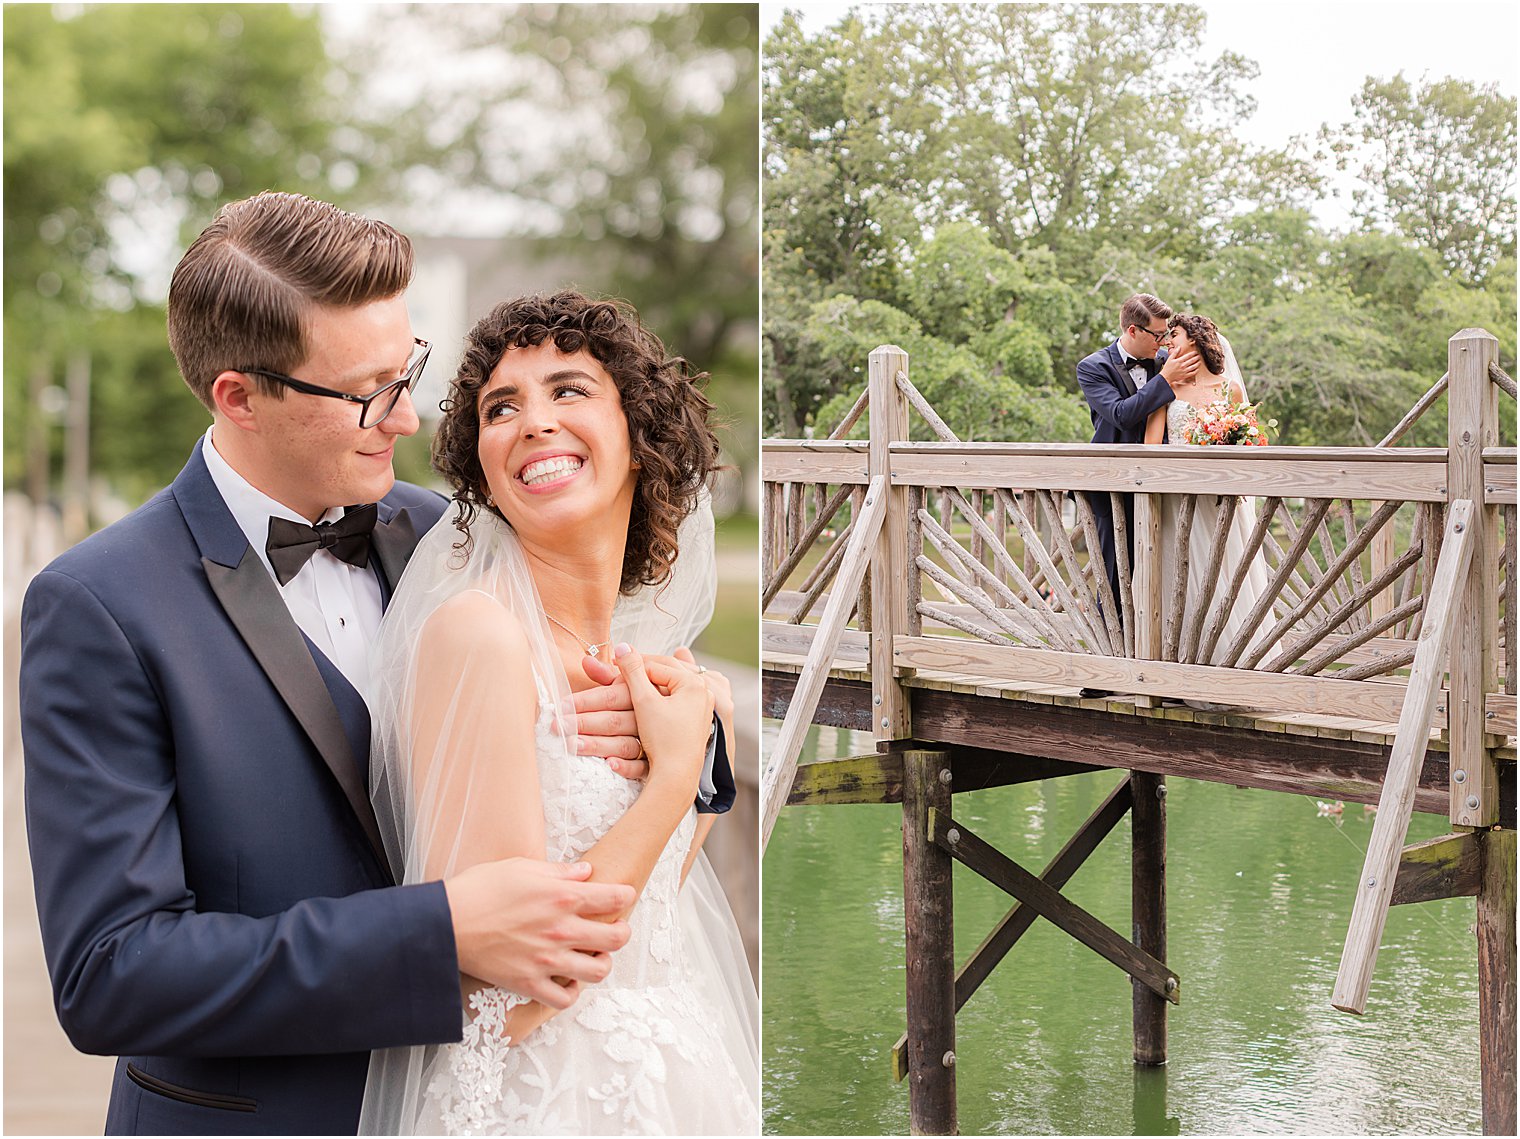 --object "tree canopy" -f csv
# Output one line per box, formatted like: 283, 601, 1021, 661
763, 4, 1516, 448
